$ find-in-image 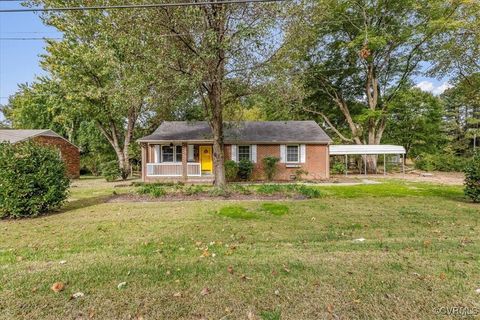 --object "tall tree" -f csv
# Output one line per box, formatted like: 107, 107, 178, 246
31, 0, 184, 179
441, 73, 480, 154
278, 0, 464, 171
144, 1, 279, 187
383, 87, 444, 159
2, 78, 80, 142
